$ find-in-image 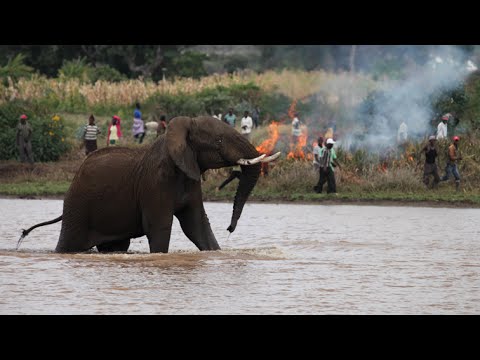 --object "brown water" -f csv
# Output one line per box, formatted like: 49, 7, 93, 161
1, 198, 479, 314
